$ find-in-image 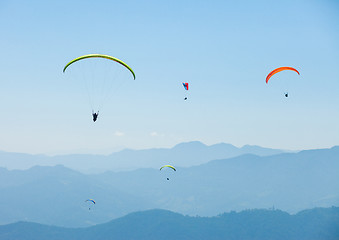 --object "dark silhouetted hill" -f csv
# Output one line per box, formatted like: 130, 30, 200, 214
0, 207, 338, 240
